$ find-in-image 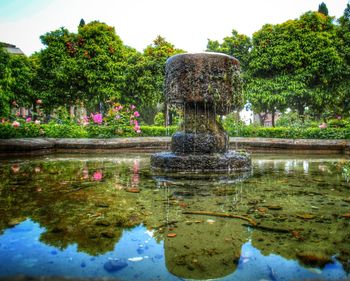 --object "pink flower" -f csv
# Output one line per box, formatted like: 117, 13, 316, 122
15, 111, 20, 116
134, 111, 140, 117
36, 99, 42, 105
319, 123, 327, 129
131, 105, 136, 110
91, 113, 103, 124
12, 121, 20, 128
26, 117, 32, 122
134, 123, 141, 133
34, 120, 41, 125
115, 105, 123, 111
115, 115, 120, 120
92, 171, 103, 181
337, 116, 342, 120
